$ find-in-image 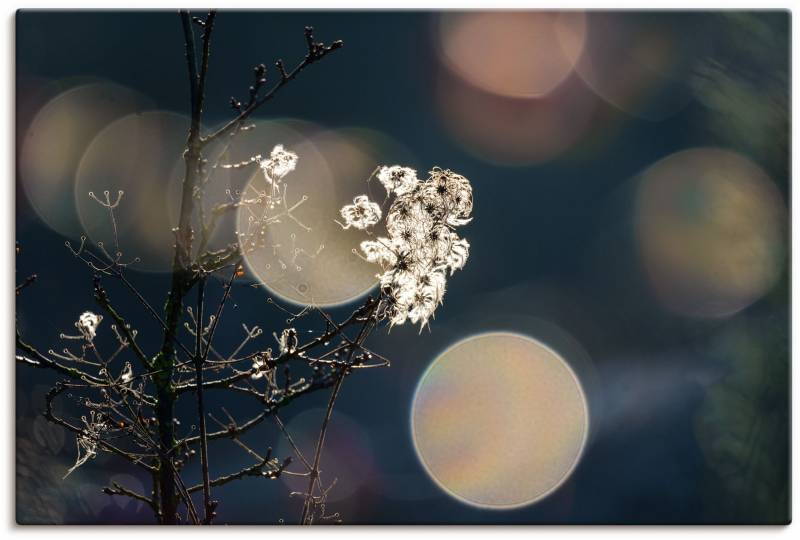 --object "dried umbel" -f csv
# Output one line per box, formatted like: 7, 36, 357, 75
339, 195, 382, 230
277, 327, 298, 355
223, 143, 301, 208
76, 311, 102, 341
259, 144, 298, 185
64, 411, 108, 478
377, 165, 418, 197
343, 166, 473, 329
250, 349, 274, 380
